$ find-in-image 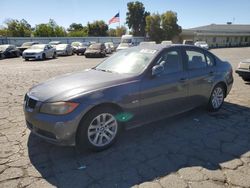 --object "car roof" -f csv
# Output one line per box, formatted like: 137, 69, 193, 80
132, 44, 199, 51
